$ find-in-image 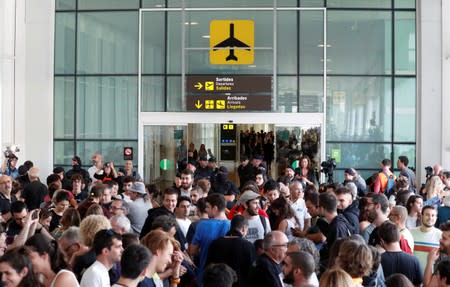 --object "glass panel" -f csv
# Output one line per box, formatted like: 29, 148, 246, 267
77, 12, 138, 74
186, 50, 273, 74
327, 11, 392, 75
326, 143, 392, 169
142, 76, 165, 112
183, 0, 277, 7
56, 0, 75, 10
167, 11, 182, 73
54, 77, 75, 138
394, 78, 415, 141
395, 0, 415, 9
300, 10, 324, 74
54, 141, 75, 165
184, 11, 273, 74
277, 76, 297, 113
76, 141, 139, 169
187, 123, 218, 163
277, 11, 297, 74
142, 0, 166, 7
78, 0, 139, 10
299, 76, 324, 113
275, 126, 322, 181
142, 12, 165, 74
393, 144, 416, 172
326, 77, 392, 141
327, 0, 390, 8
395, 12, 416, 75
55, 13, 75, 74
167, 76, 182, 112
76, 77, 138, 139
144, 125, 187, 186
301, 0, 324, 7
